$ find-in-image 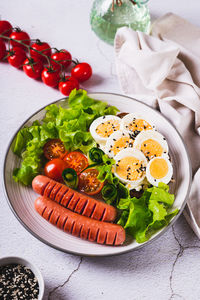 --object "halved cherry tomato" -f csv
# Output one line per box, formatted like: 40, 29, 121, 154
78, 168, 104, 195
62, 151, 88, 175
44, 158, 68, 182
43, 139, 65, 160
